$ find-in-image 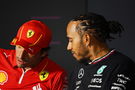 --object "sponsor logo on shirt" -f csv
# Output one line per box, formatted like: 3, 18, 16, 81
111, 86, 123, 90
97, 65, 107, 74
39, 71, 49, 81
3, 52, 10, 58
0, 70, 8, 85
76, 80, 82, 86
88, 84, 101, 88
87, 65, 107, 89
74, 68, 85, 90
74, 86, 80, 90
111, 83, 126, 90
93, 65, 107, 77
78, 68, 84, 79
32, 83, 42, 90
90, 78, 102, 84
88, 77, 102, 89
111, 74, 130, 90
